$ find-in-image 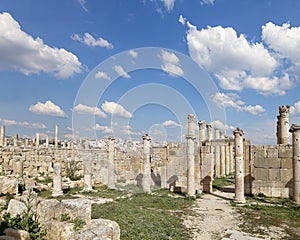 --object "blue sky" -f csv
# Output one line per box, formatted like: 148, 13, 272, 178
1, 0, 300, 144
